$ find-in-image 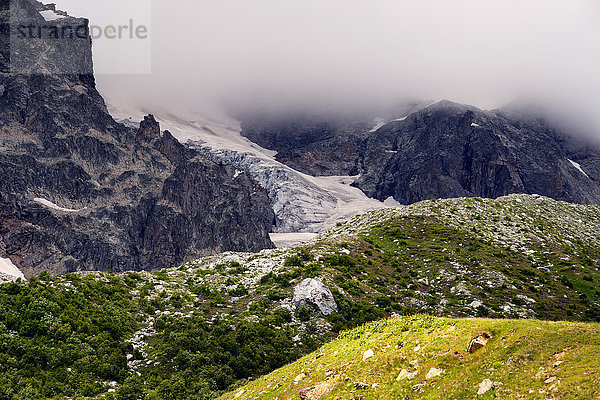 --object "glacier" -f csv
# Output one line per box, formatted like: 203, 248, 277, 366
107, 101, 390, 245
